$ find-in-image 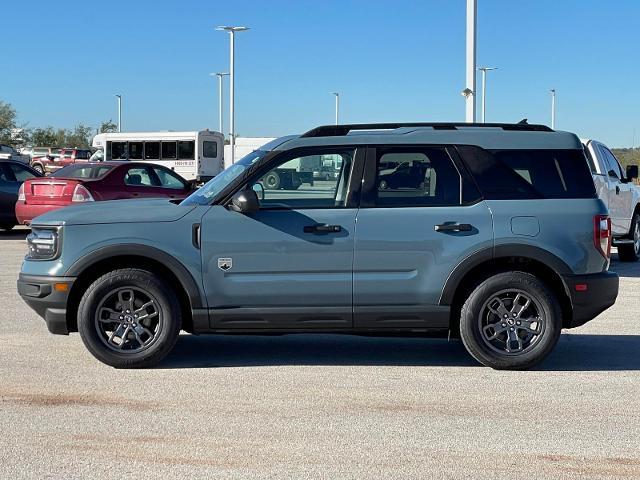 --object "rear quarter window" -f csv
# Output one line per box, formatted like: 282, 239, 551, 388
458, 146, 596, 199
